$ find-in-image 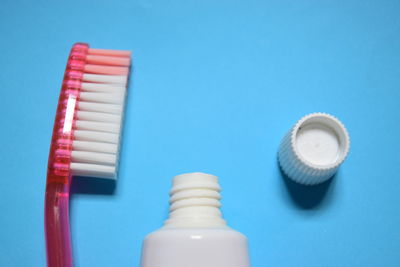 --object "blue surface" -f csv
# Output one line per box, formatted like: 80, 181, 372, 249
1, 0, 400, 266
